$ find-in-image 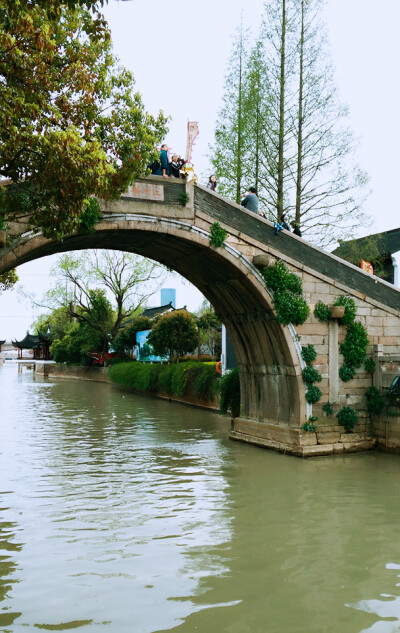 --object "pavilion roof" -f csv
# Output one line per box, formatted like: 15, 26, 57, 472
141, 302, 176, 318
12, 331, 53, 349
